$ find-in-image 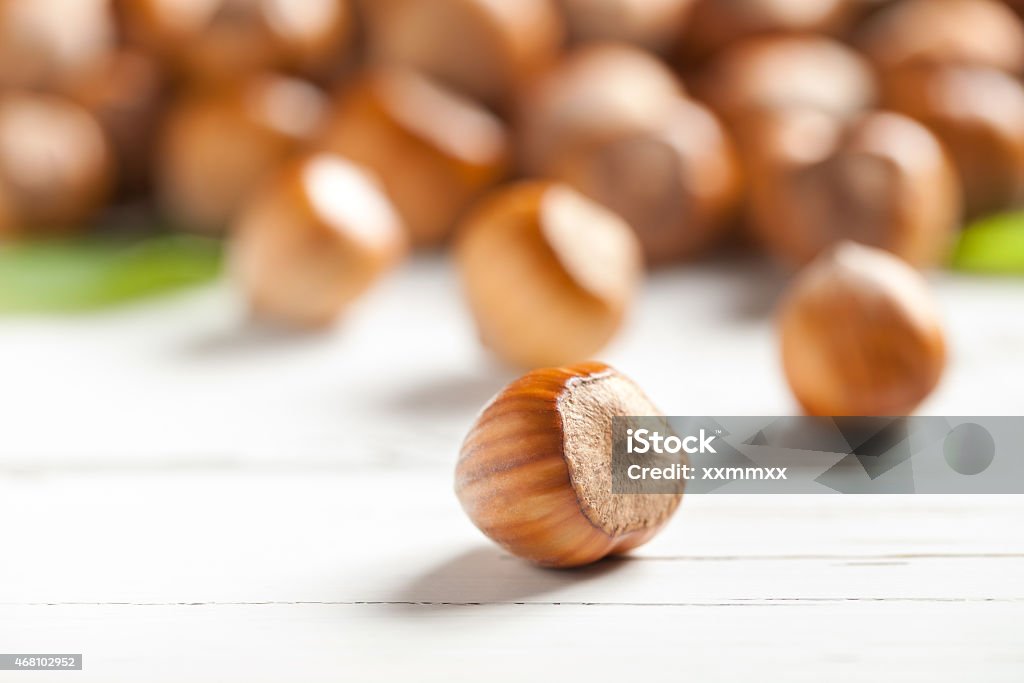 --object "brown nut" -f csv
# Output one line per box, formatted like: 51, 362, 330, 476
854, 0, 1024, 74
67, 49, 167, 197
120, 0, 354, 80
0, 92, 112, 237
455, 182, 642, 368
231, 153, 408, 329
0, 0, 116, 91
881, 64, 1024, 218
680, 0, 855, 61
695, 35, 876, 126
363, 0, 564, 109
749, 110, 961, 268
456, 362, 683, 568
550, 97, 741, 264
779, 241, 947, 416
320, 69, 509, 247
158, 74, 328, 233
556, 0, 695, 53
518, 43, 684, 176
